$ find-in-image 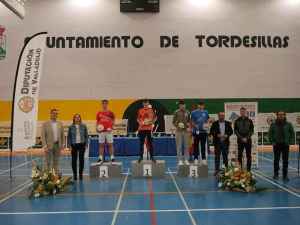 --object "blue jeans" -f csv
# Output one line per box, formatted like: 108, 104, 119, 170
175, 130, 189, 161
214, 141, 229, 171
